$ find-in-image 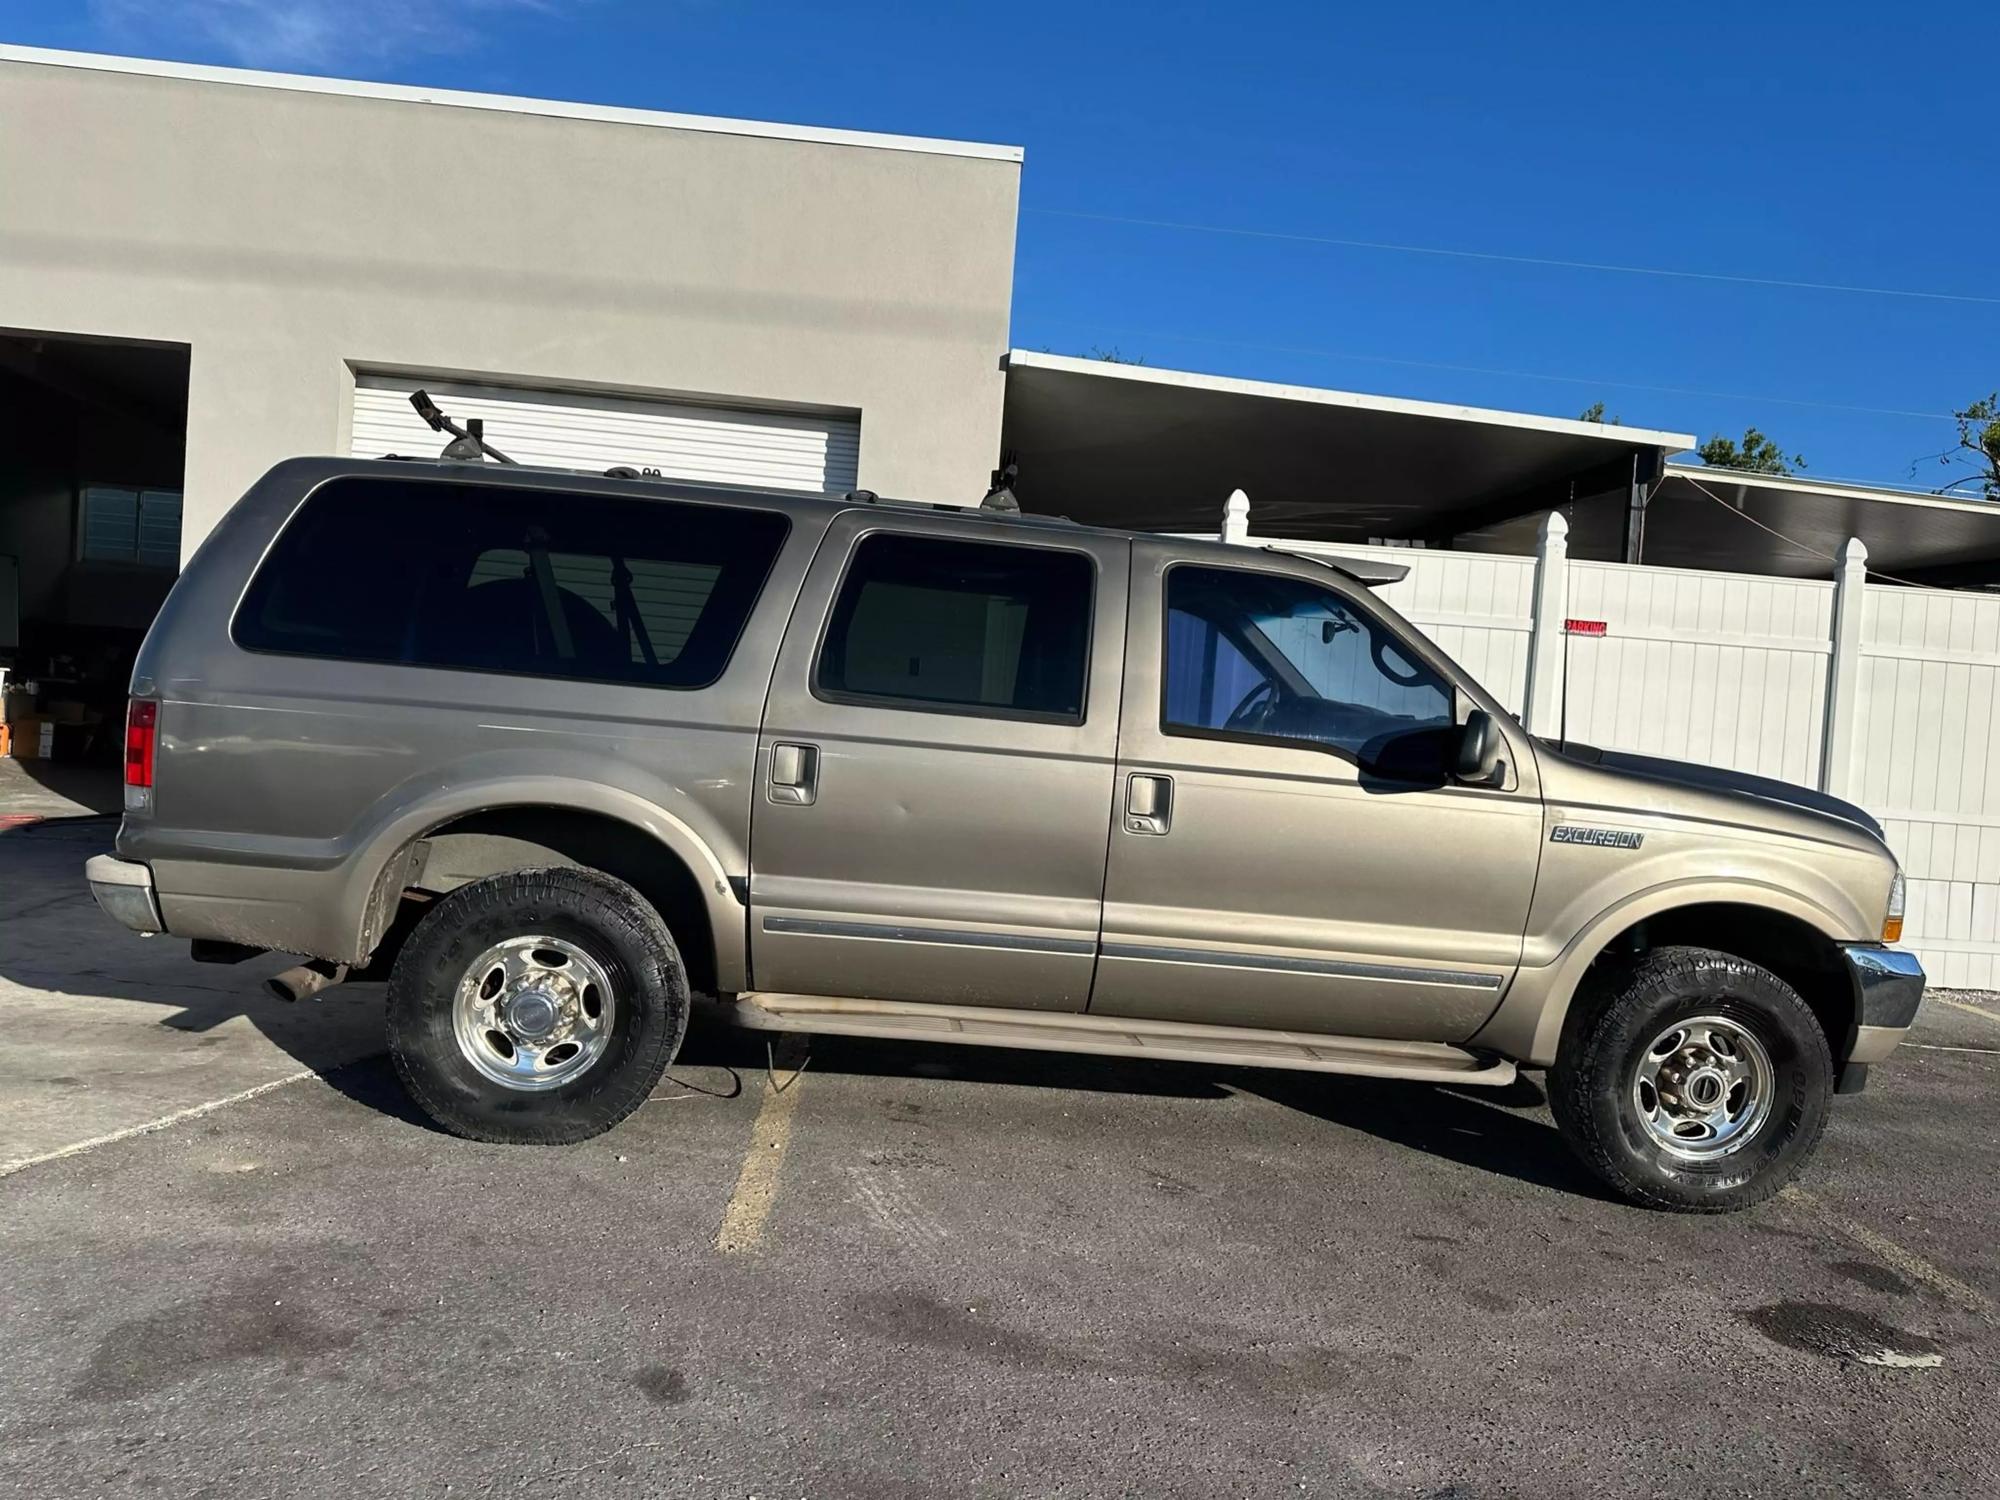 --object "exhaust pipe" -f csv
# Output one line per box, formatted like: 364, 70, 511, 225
266, 959, 350, 1004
